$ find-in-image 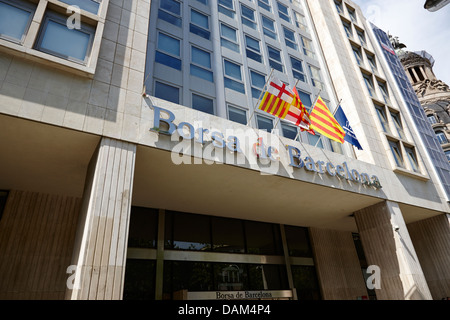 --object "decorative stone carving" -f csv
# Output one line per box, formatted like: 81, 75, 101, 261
415, 79, 449, 97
